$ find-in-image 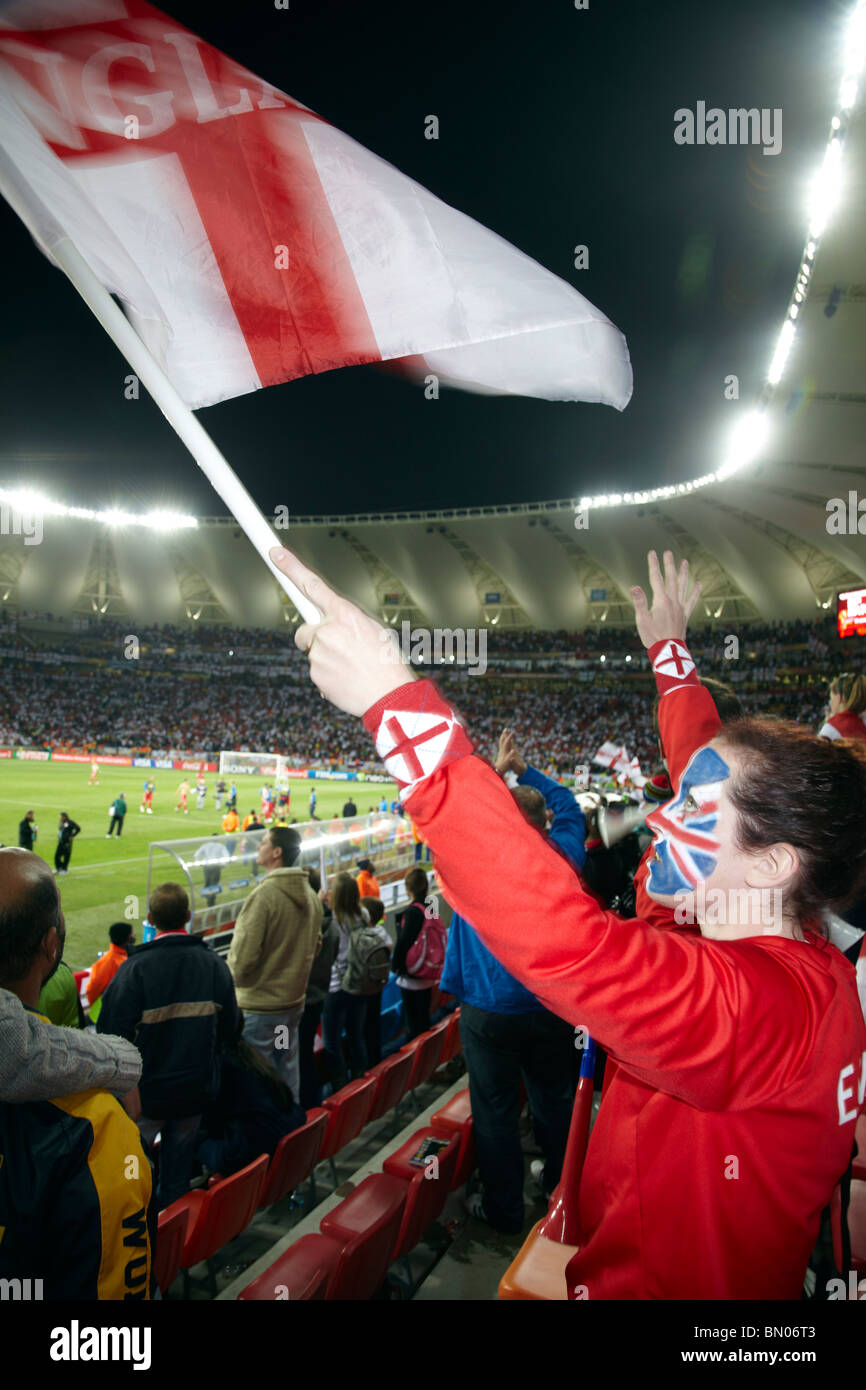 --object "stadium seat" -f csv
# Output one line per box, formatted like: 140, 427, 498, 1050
237, 1234, 341, 1301
319, 1172, 409, 1292
365, 1050, 415, 1125
852, 1112, 866, 1183
165, 1153, 269, 1285
258, 1107, 330, 1209
242, 1178, 407, 1300
381, 1128, 460, 1284
430, 1087, 476, 1191
439, 1008, 462, 1065
401, 1024, 446, 1108
153, 1204, 189, 1295
318, 1075, 378, 1185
